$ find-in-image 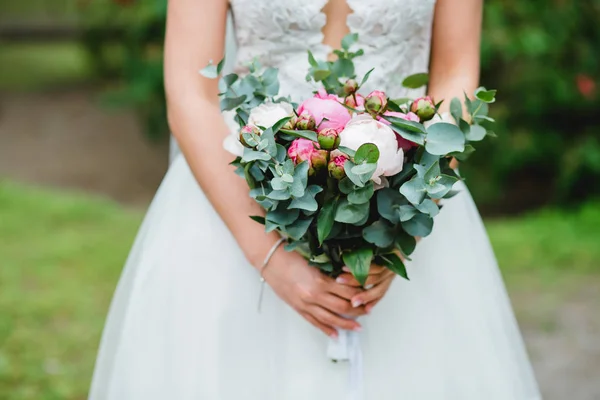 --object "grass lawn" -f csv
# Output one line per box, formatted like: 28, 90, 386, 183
0, 181, 599, 399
